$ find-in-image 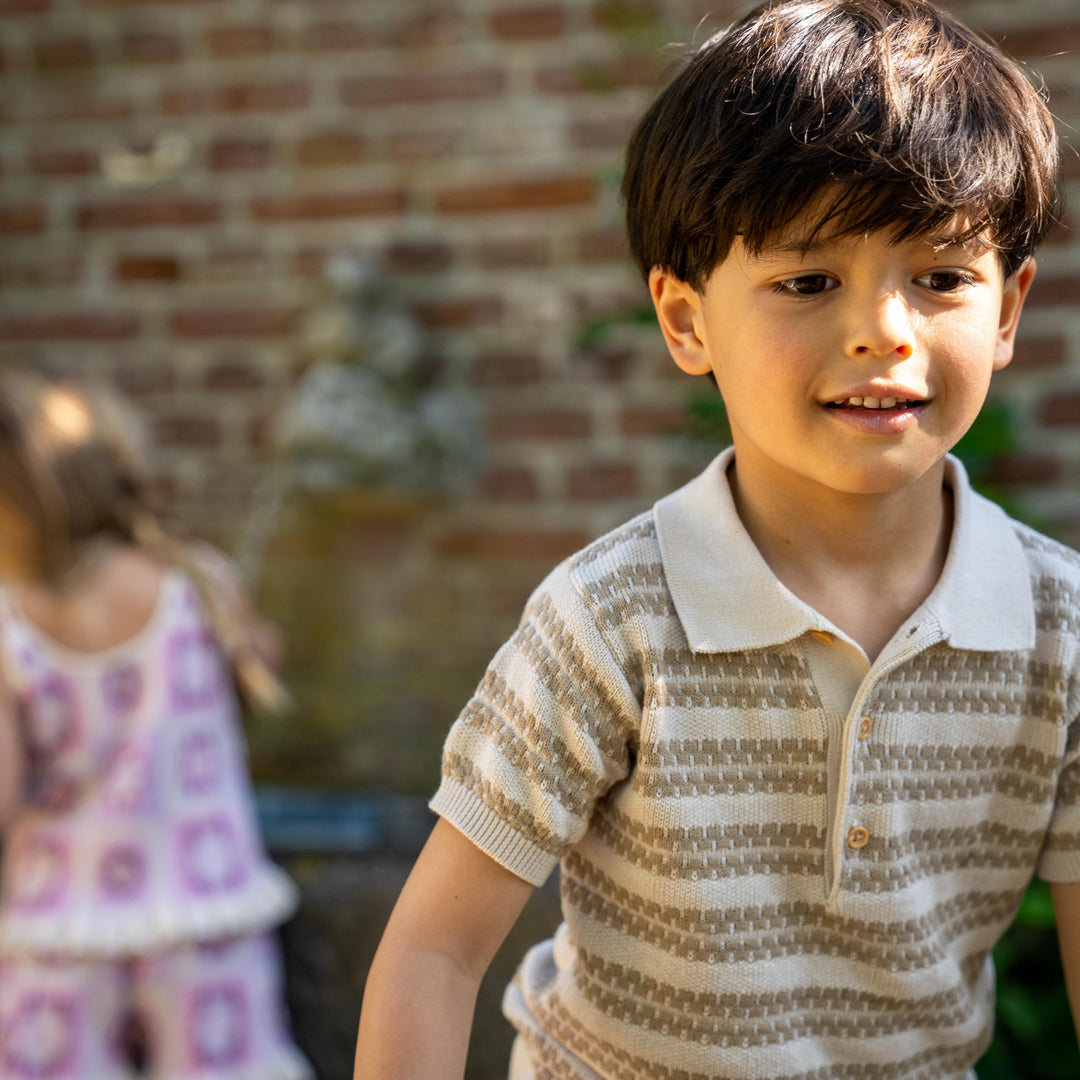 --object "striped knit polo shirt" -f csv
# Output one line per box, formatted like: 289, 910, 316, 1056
430, 448, 1080, 1080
